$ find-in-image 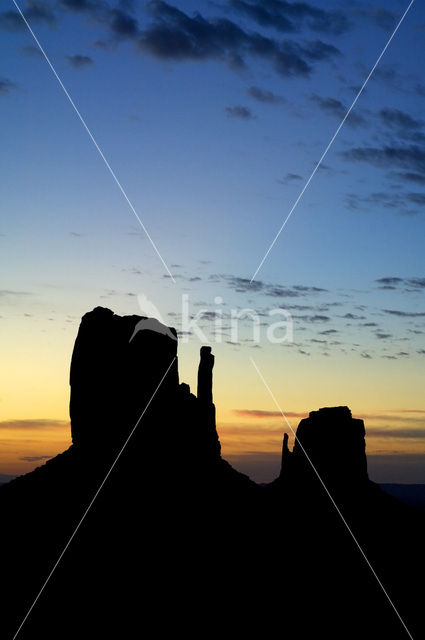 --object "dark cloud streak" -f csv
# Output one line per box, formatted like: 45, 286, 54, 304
65, 54, 94, 69
136, 1, 340, 77
230, 0, 349, 36
311, 93, 364, 127
247, 86, 285, 104
0, 78, 17, 95
0, 1, 56, 31
225, 105, 255, 120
